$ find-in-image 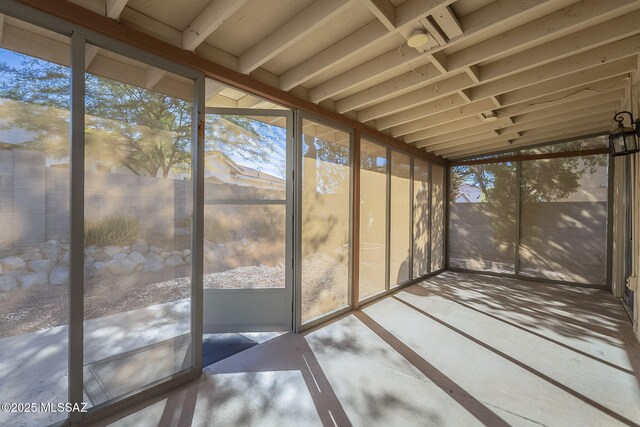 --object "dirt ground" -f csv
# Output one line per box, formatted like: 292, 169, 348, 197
0, 252, 346, 338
